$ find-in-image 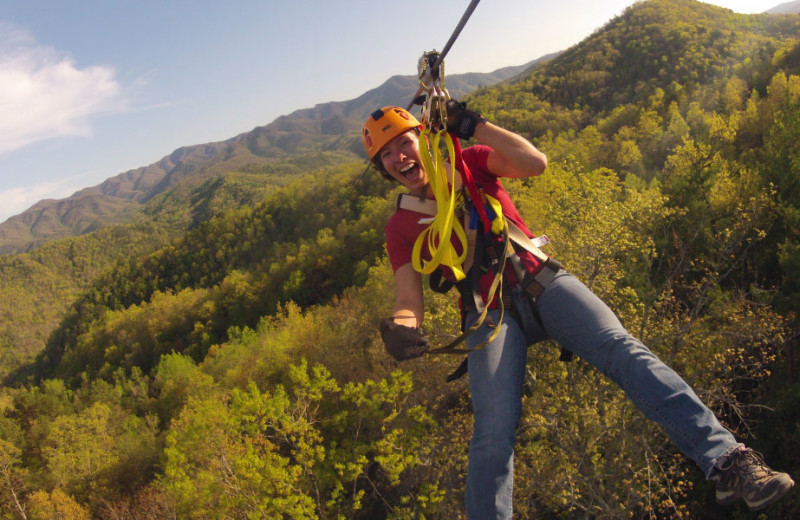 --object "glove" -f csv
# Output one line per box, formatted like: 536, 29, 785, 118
446, 99, 486, 139
379, 318, 430, 361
